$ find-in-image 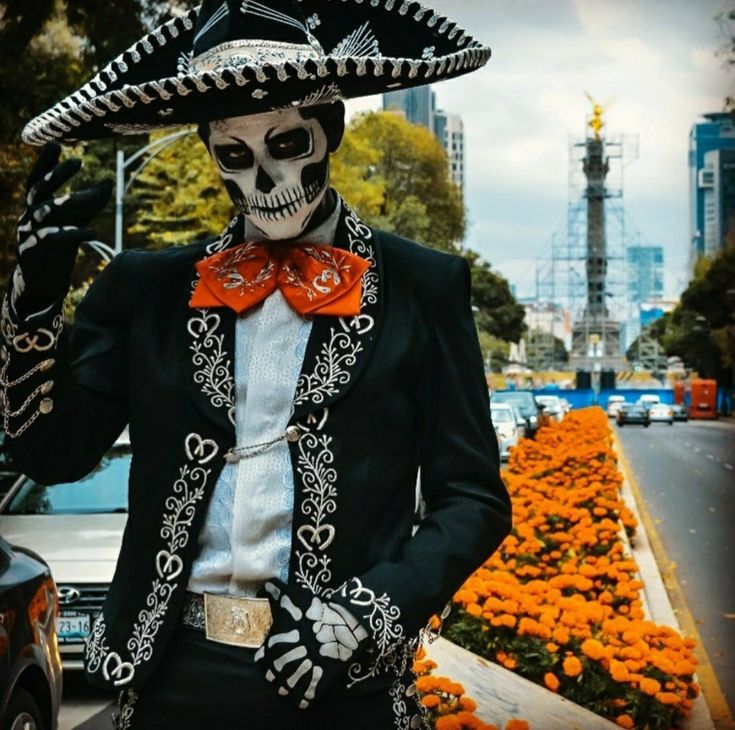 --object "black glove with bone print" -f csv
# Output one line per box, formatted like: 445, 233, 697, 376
11, 142, 112, 319
254, 578, 372, 709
